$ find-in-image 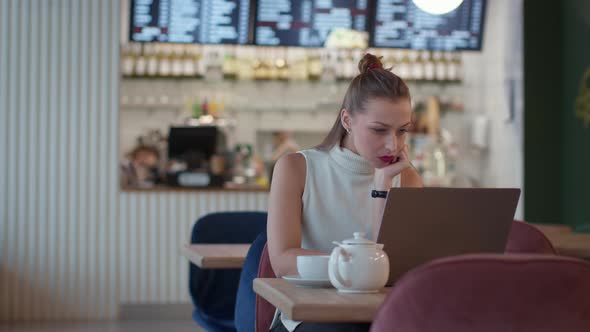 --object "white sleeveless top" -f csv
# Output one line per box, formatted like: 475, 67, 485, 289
299, 145, 400, 250
276, 145, 400, 331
